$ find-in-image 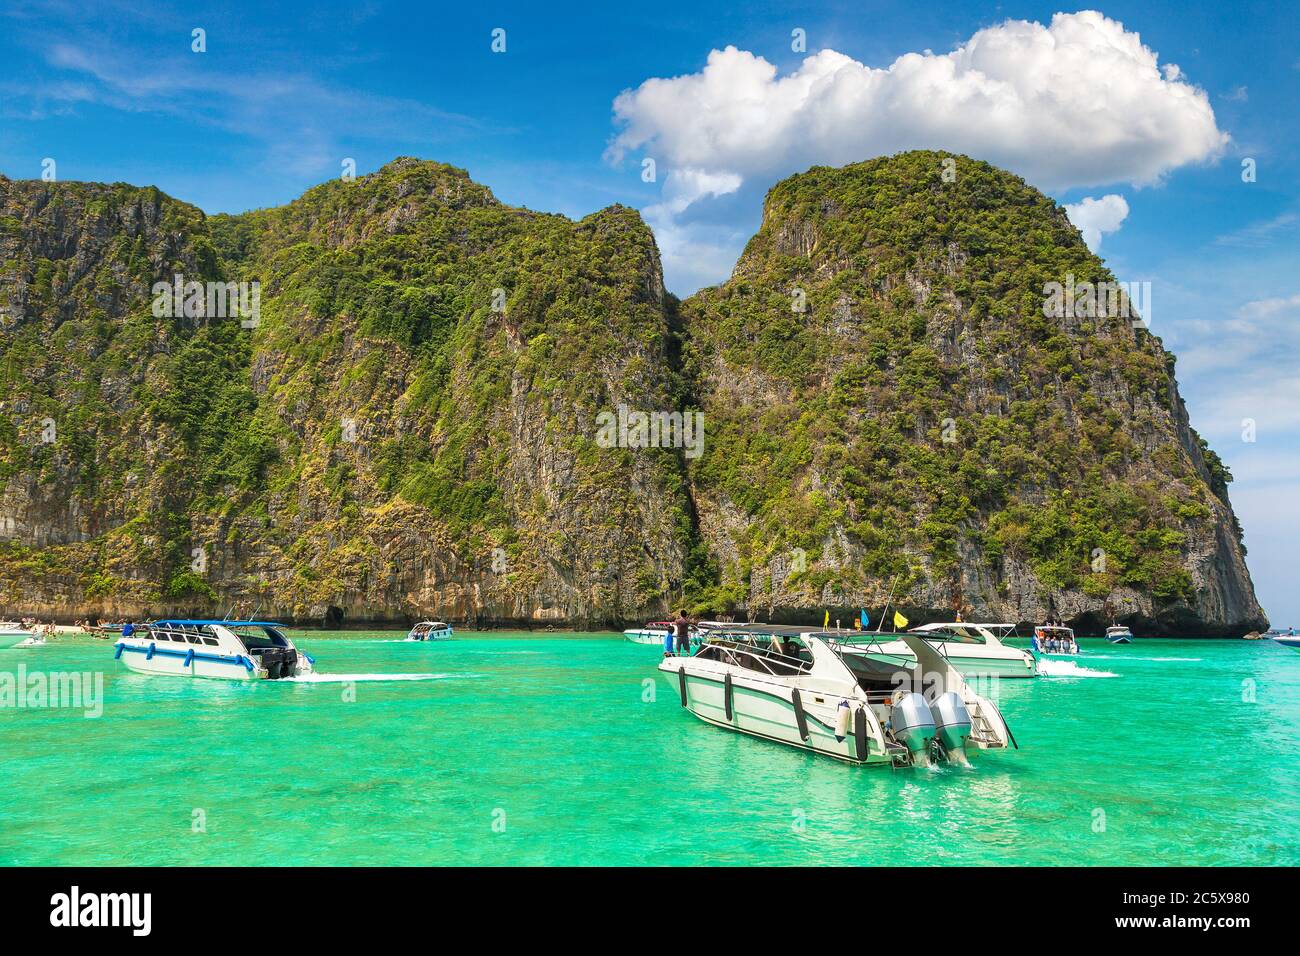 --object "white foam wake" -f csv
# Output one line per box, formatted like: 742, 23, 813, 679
1037, 659, 1118, 678
283, 672, 453, 683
